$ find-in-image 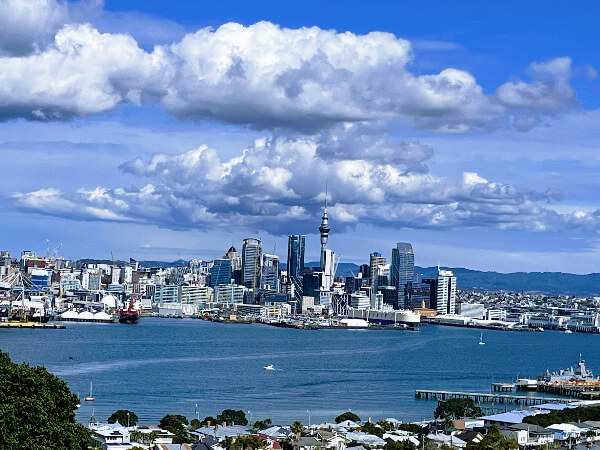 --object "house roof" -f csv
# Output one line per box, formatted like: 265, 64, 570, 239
547, 423, 583, 432
259, 426, 292, 438
455, 431, 484, 442
297, 436, 321, 447
481, 410, 539, 424
345, 431, 386, 447
426, 433, 467, 446
195, 425, 251, 439
507, 423, 552, 435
